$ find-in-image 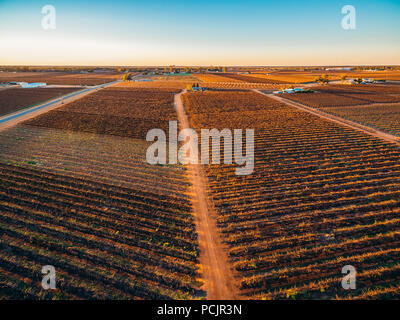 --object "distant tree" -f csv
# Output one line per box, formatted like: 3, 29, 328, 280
123, 73, 131, 81
315, 74, 330, 84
